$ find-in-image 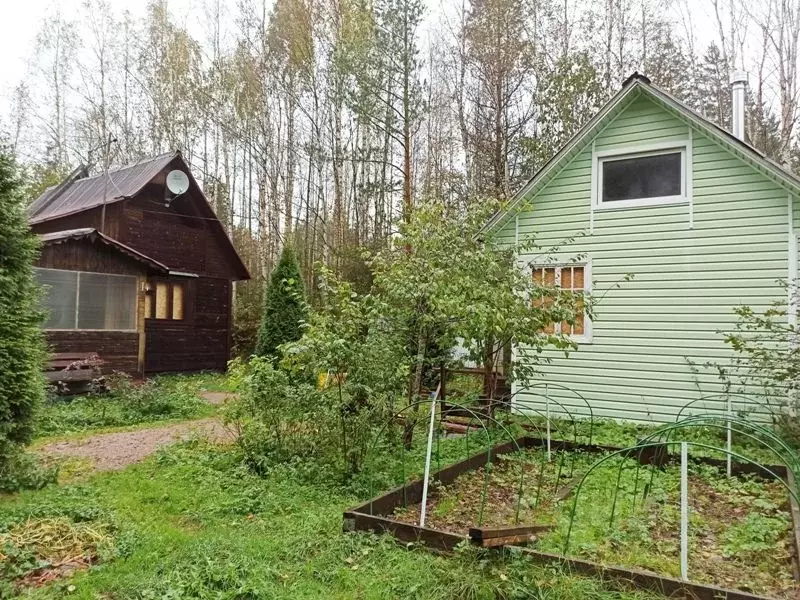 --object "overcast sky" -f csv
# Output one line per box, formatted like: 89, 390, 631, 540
0, 0, 728, 121
0, 0, 196, 93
